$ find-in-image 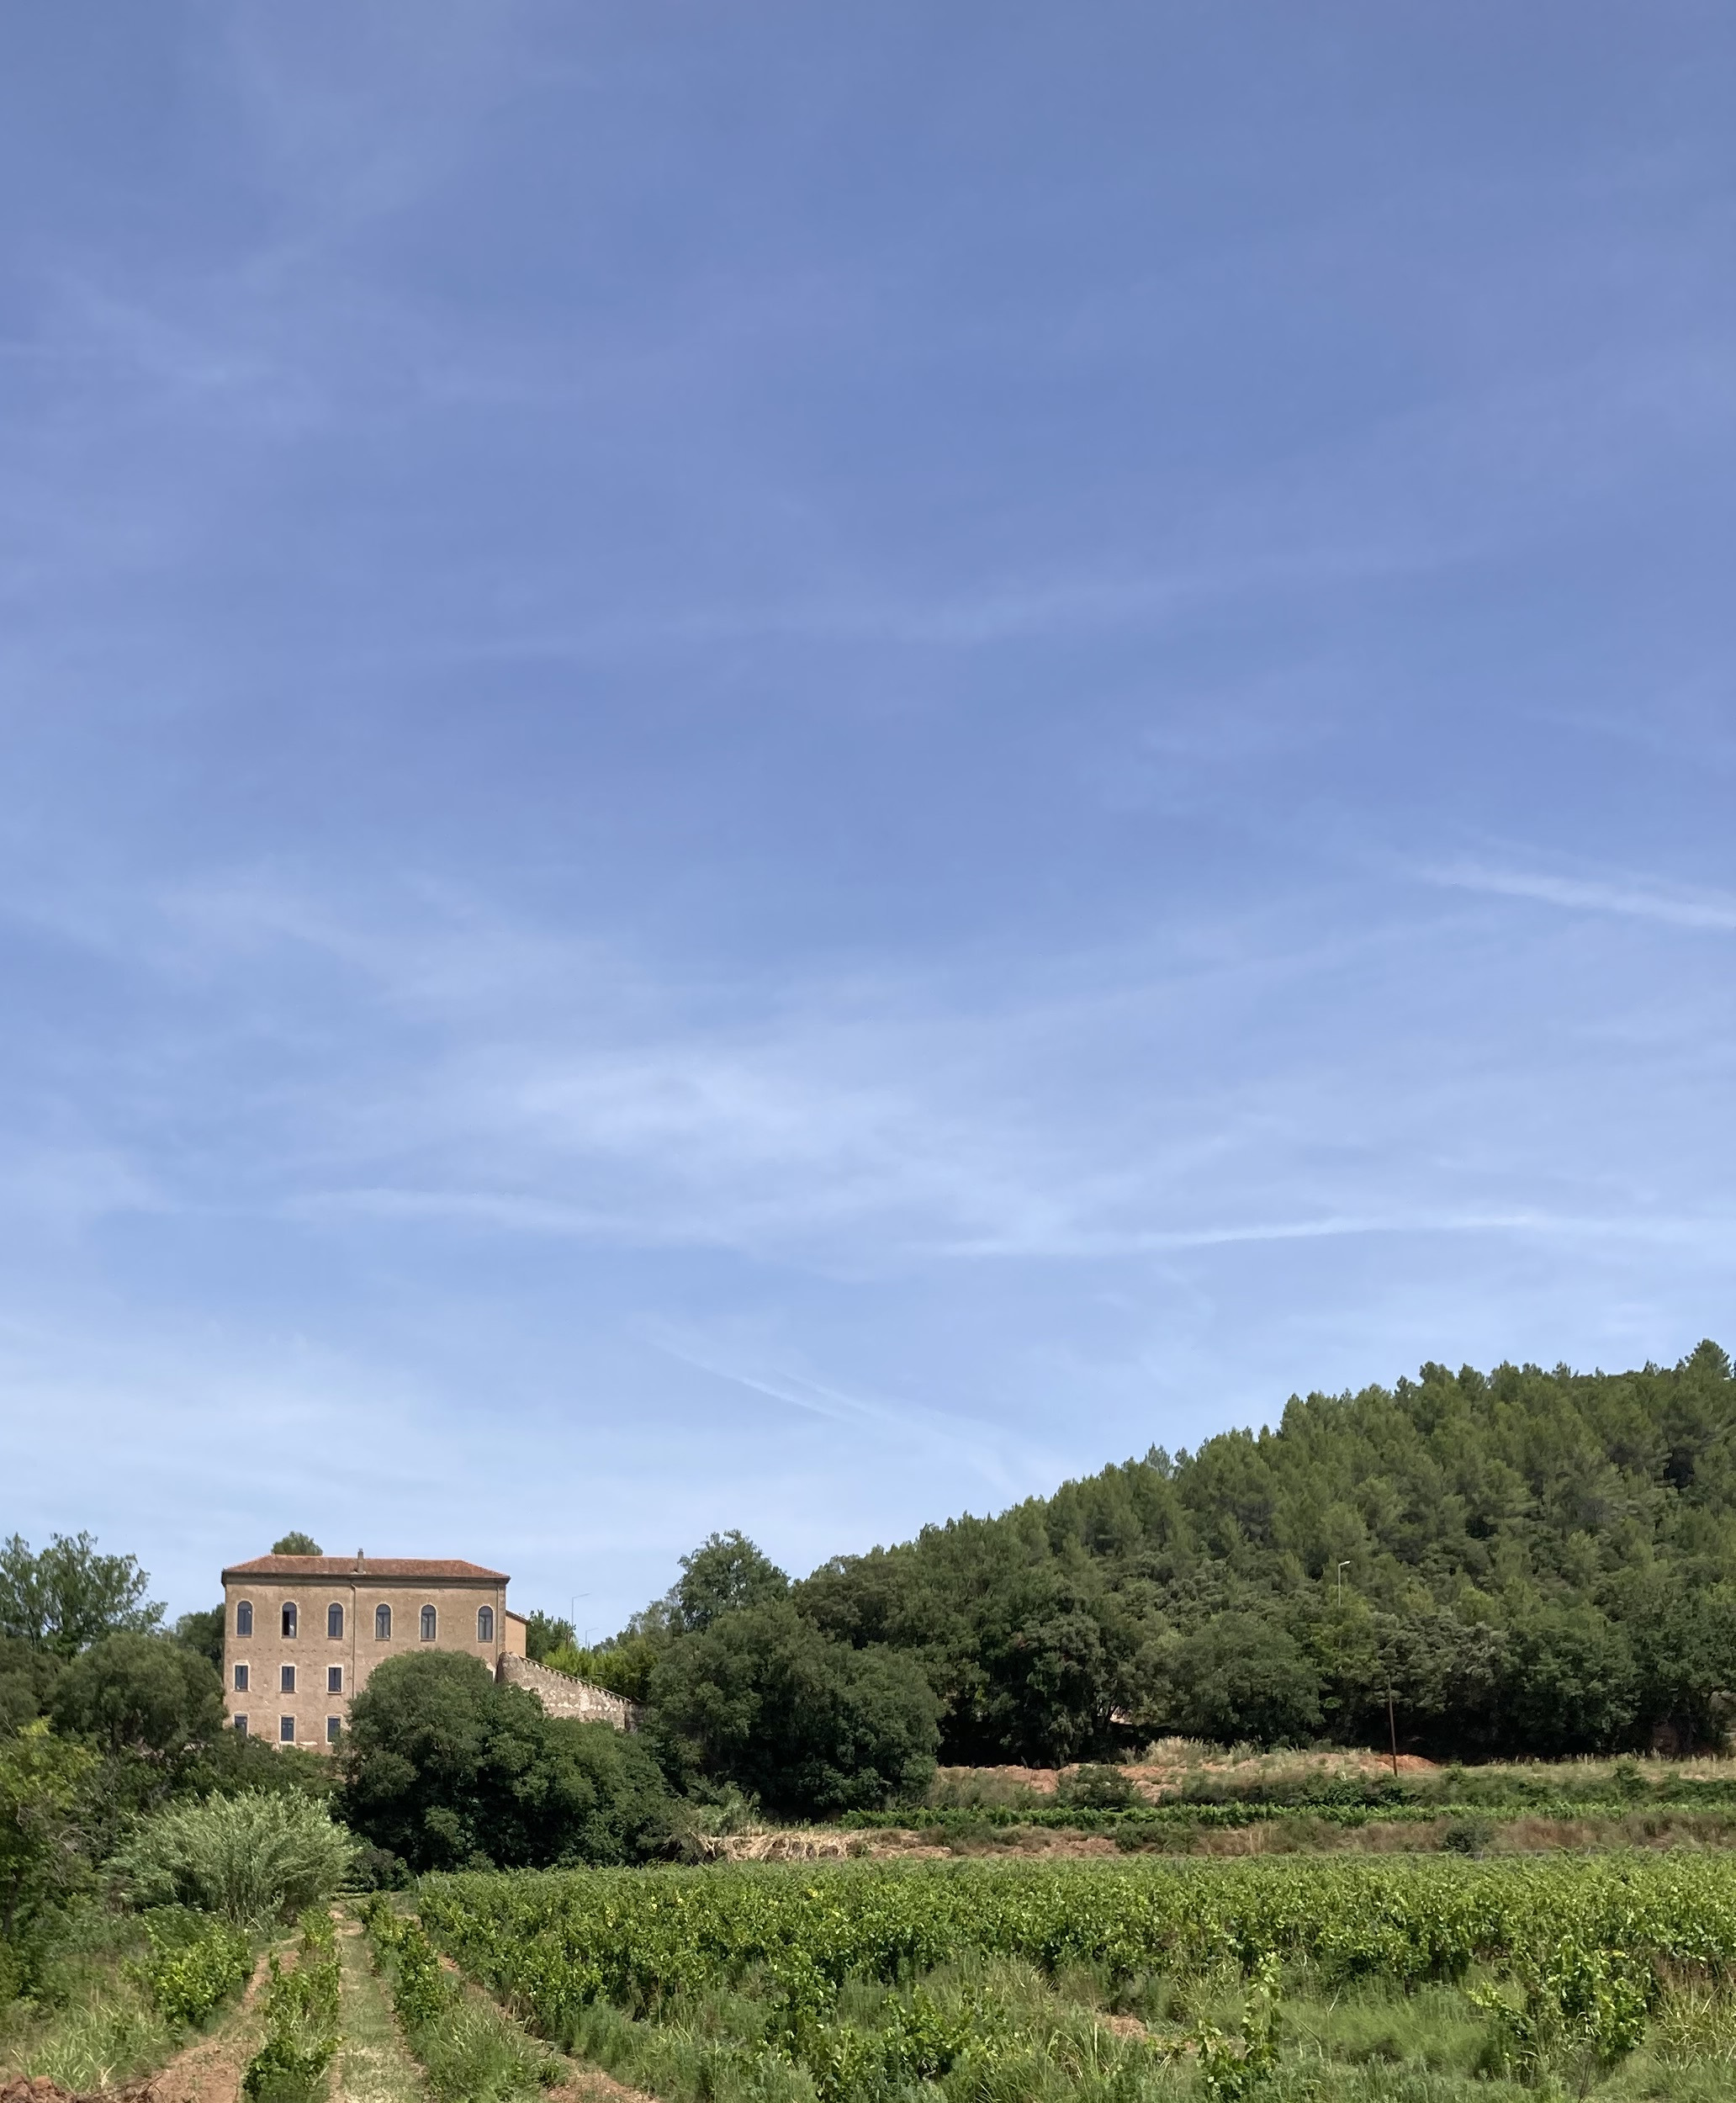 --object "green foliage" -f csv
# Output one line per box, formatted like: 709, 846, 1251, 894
130, 1906, 251, 2027
243, 1910, 341, 2103
173, 1605, 227, 1672
1174, 1613, 1323, 1746
671, 1530, 789, 1632
1193, 1953, 1283, 2100
272, 1534, 324, 1557
363, 1899, 561, 2102
647, 1599, 939, 1816
341, 1650, 677, 1872
113, 1788, 356, 1926
49, 1630, 226, 1758
0, 1533, 163, 1659
544, 1637, 659, 1703
418, 1853, 1736, 2024
0, 1720, 96, 1973
426, 1856, 1736, 2103
0, 1634, 61, 1735
521, 1610, 575, 1664
1472, 1936, 1650, 2088
788, 1340, 1736, 1759
1056, 1762, 1139, 1809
